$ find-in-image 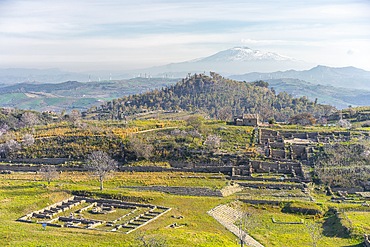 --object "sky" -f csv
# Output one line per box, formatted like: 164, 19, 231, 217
0, 0, 369, 71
